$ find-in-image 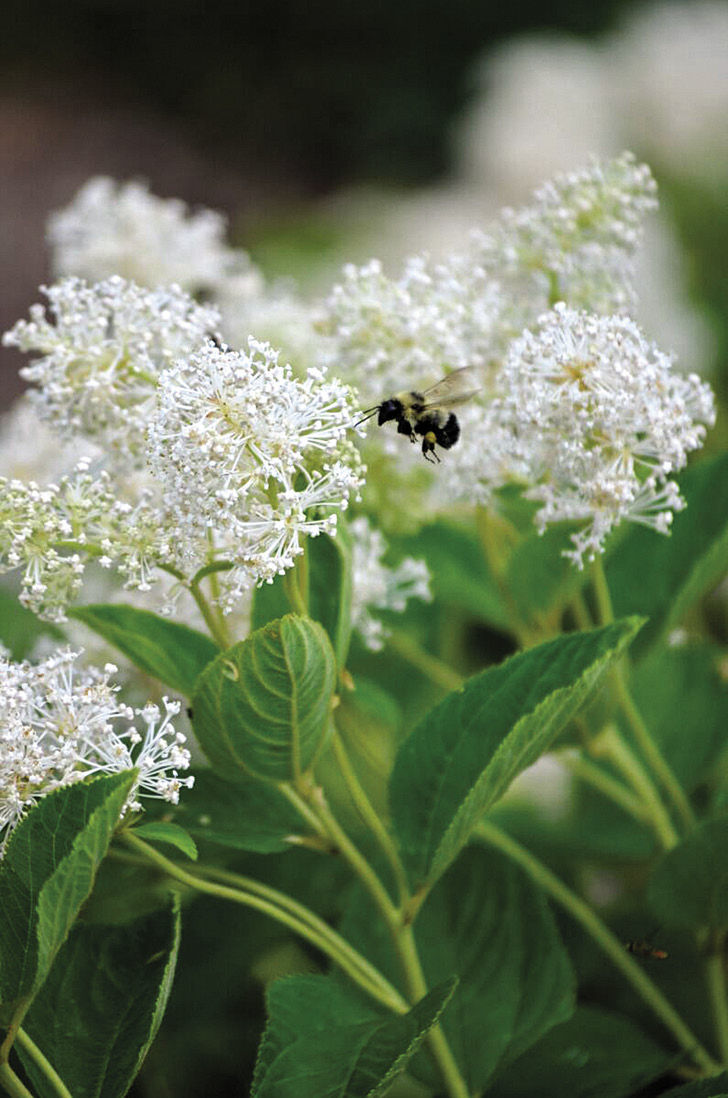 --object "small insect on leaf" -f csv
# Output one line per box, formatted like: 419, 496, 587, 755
624, 938, 668, 960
